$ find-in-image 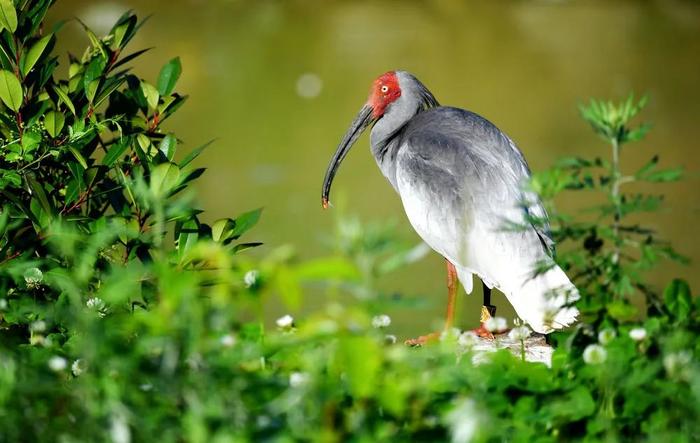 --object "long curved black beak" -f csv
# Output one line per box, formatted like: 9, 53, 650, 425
321, 104, 374, 208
